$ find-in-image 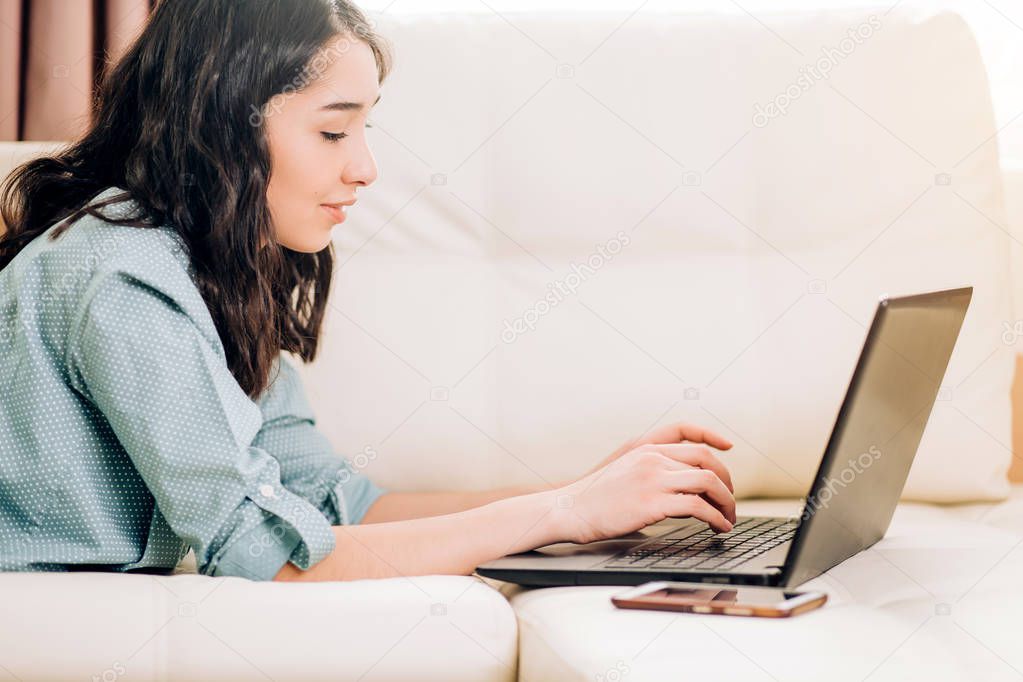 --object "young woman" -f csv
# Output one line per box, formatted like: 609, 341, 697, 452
0, 0, 736, 583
